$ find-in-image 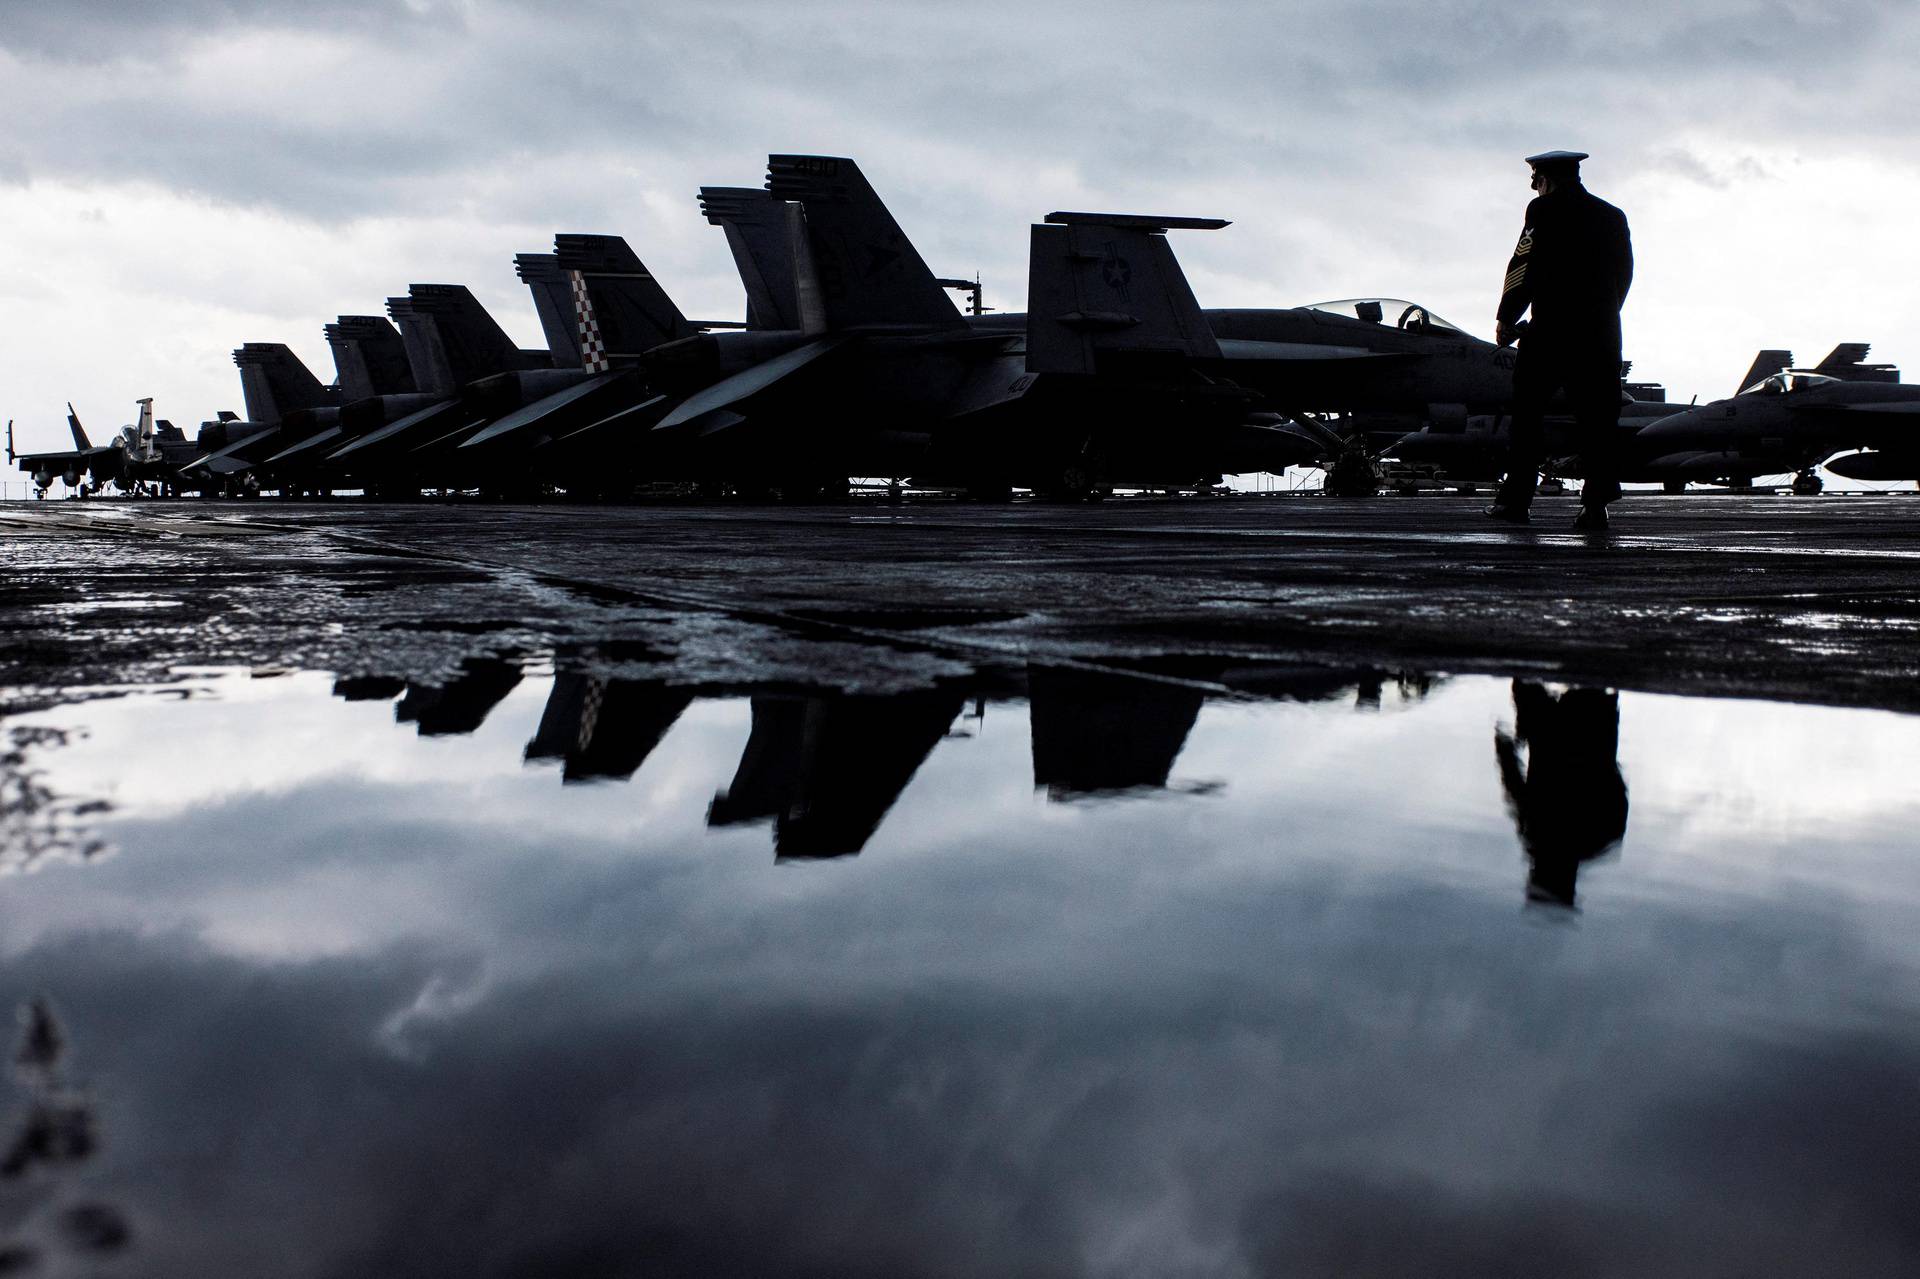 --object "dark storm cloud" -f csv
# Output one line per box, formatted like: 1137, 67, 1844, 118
2, 0, 1912, 225
0, 0, 458, 62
